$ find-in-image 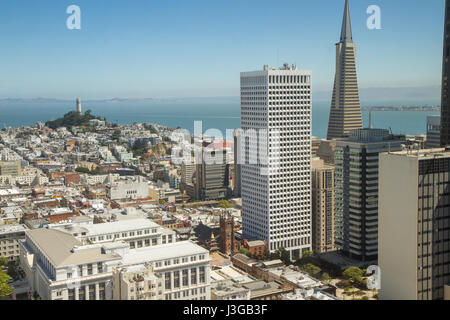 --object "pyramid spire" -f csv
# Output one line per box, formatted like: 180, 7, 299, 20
340, 0, 353, 43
